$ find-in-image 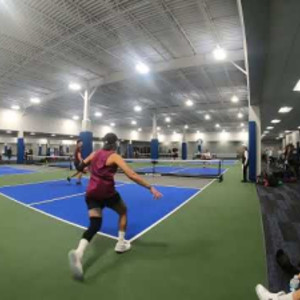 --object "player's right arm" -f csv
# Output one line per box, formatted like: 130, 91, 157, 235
108, 154, 162, 199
